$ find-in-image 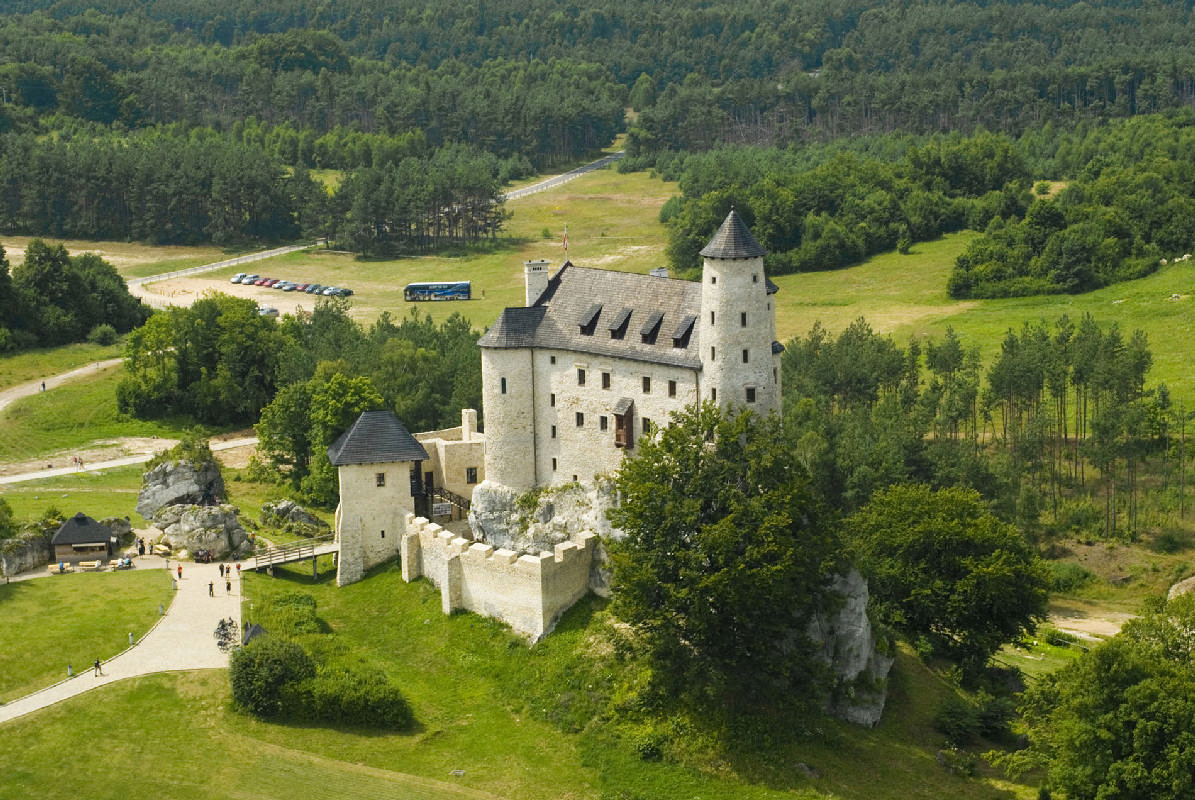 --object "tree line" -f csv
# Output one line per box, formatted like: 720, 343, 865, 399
0, 130, 507, 254
0, 239, 148, 352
